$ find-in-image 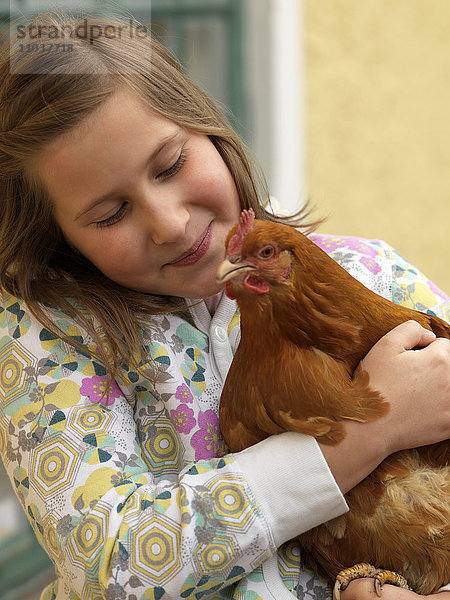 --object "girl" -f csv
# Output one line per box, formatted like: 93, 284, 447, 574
0, 11, 449, 600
